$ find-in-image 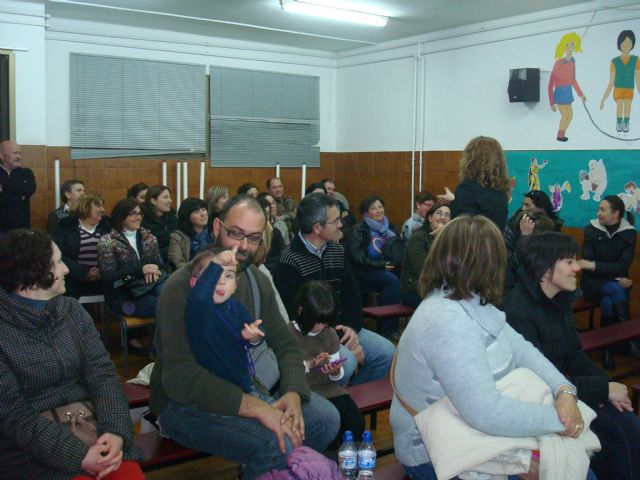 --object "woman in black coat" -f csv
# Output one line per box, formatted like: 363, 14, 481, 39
140, 184, 178, 264
52, 193, 111, 298
503, 231, 640, 480
579, 195, 637, 369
